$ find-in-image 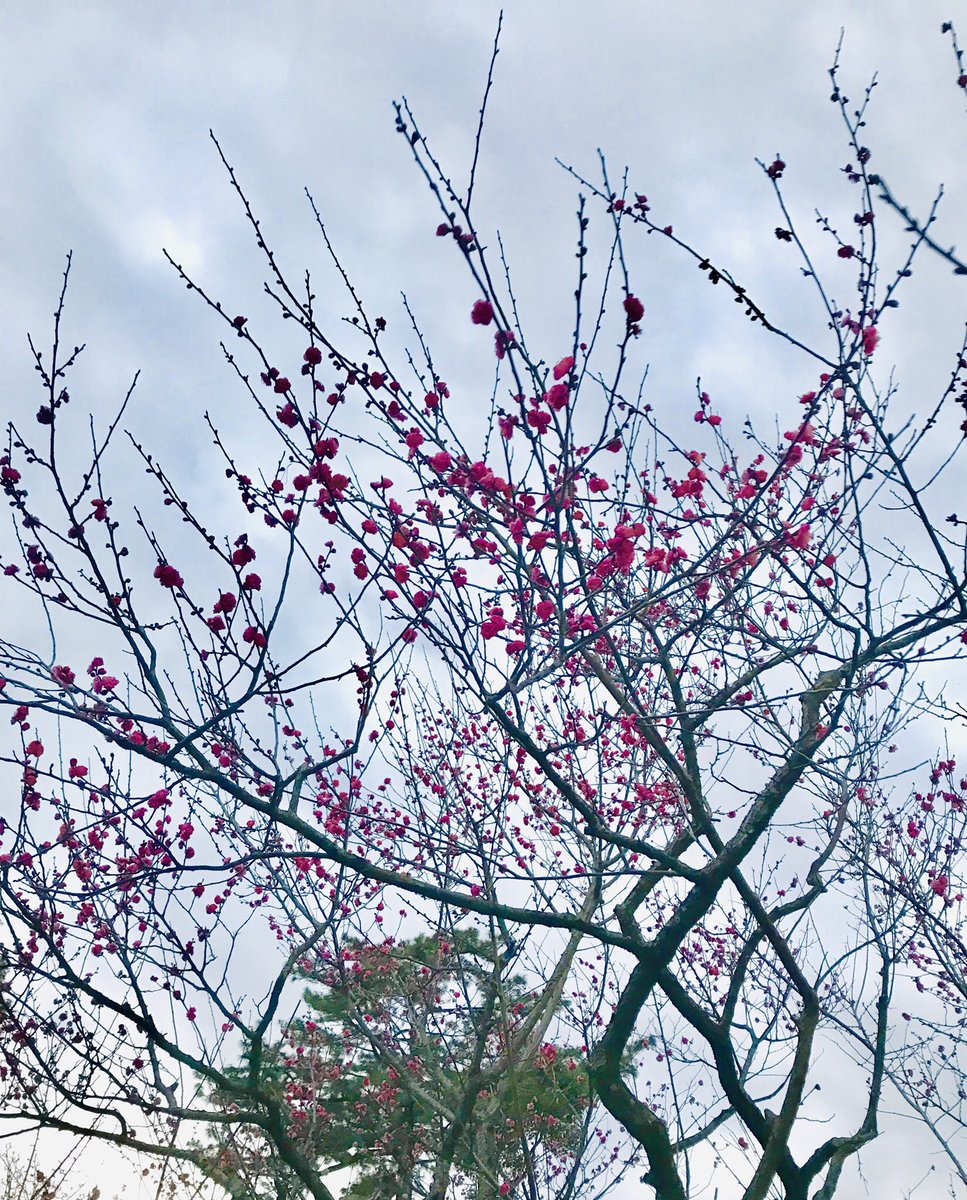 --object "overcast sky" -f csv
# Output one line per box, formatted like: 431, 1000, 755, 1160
2, 2, 966, 1197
